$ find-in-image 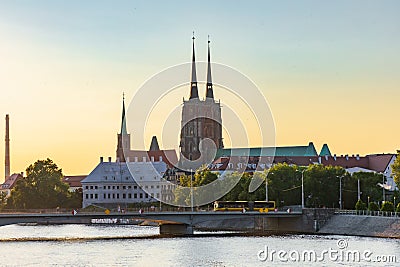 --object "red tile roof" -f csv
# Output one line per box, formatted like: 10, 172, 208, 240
63, 175, 86, 187
1, 173, 23, 189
